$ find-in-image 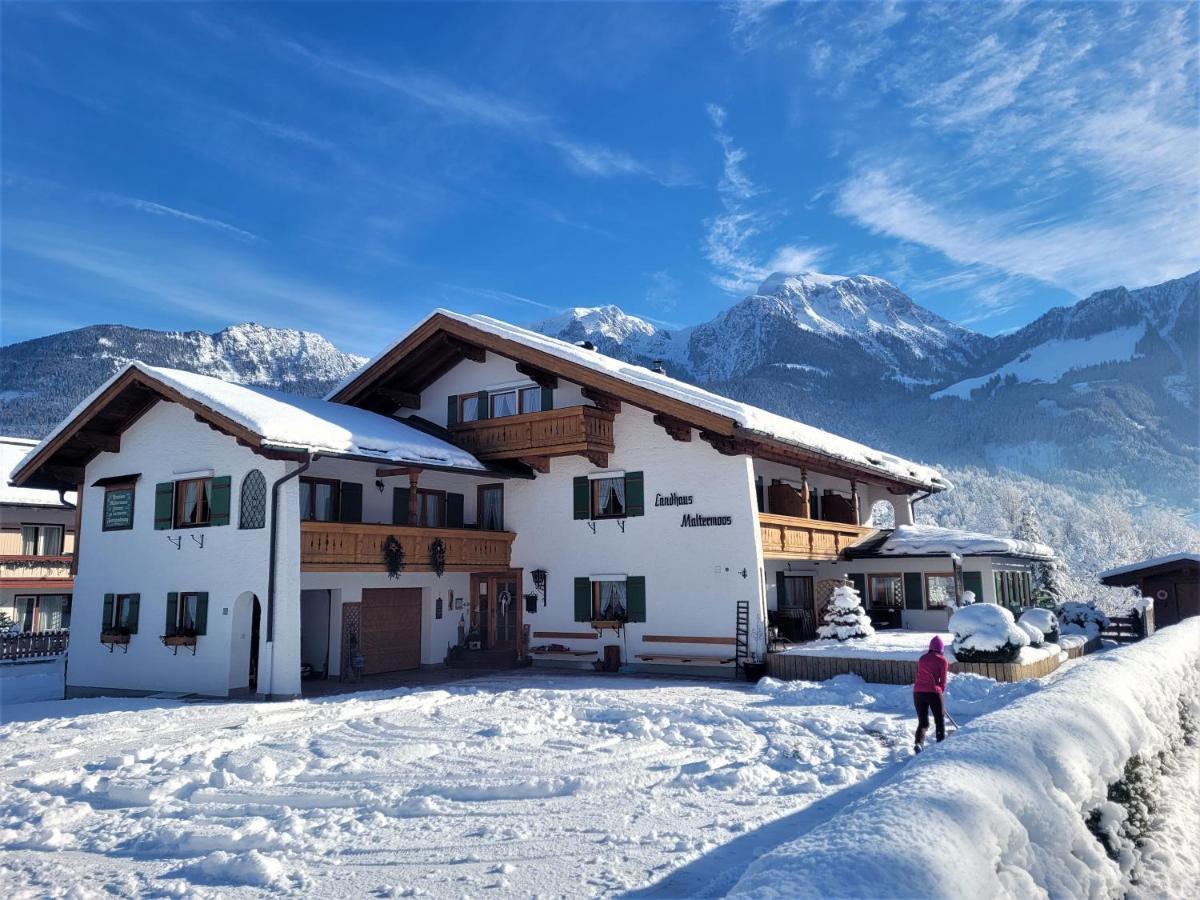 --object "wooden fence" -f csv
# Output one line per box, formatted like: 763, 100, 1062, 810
767, 648, 1065, 684
1102, 610, 1154, 644
1, 629, 69, 661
